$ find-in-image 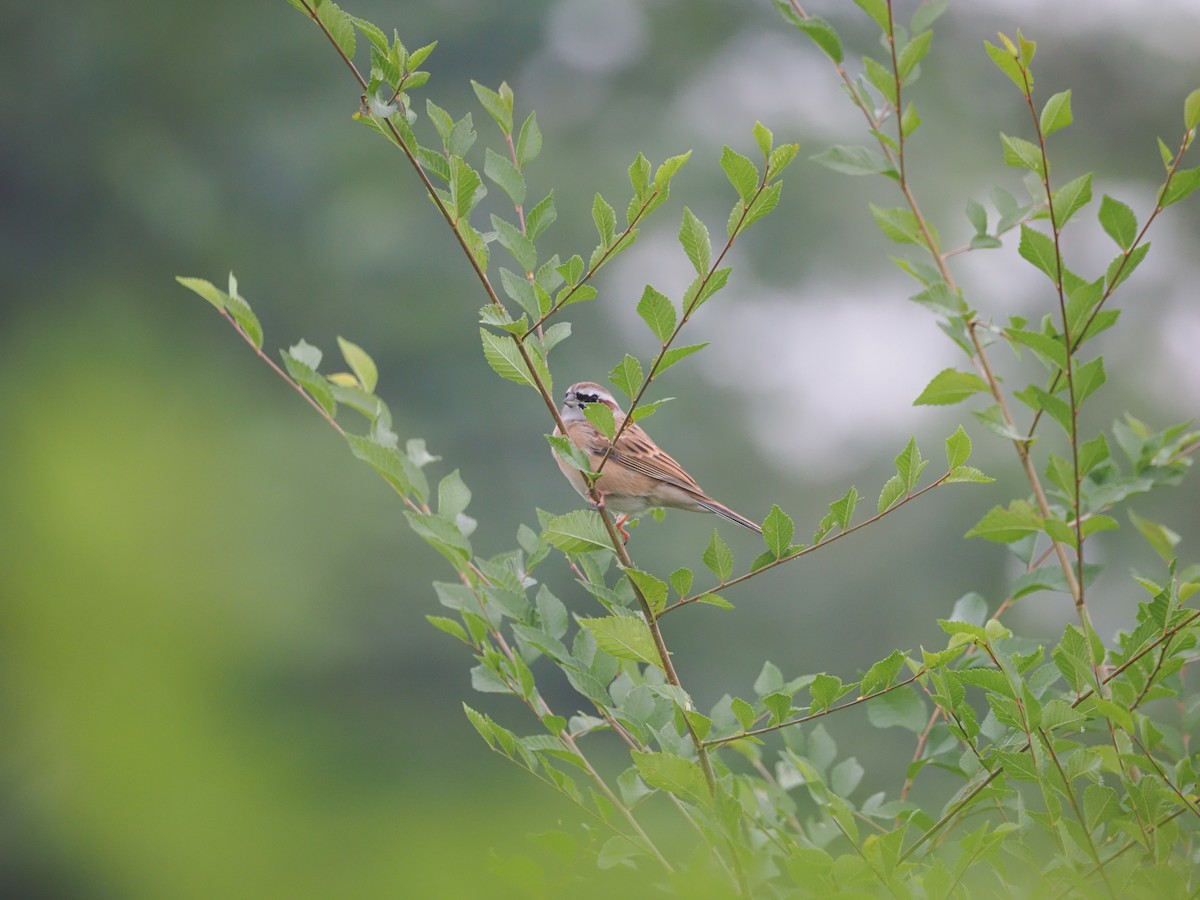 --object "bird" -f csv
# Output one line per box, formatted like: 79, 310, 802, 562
552, 381, 761, 536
